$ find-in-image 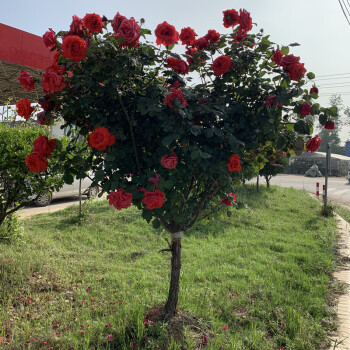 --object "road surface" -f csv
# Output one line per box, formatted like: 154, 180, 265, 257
264, 174, 350, 208
18, 175, 349, 218
18, 194, 107, 218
